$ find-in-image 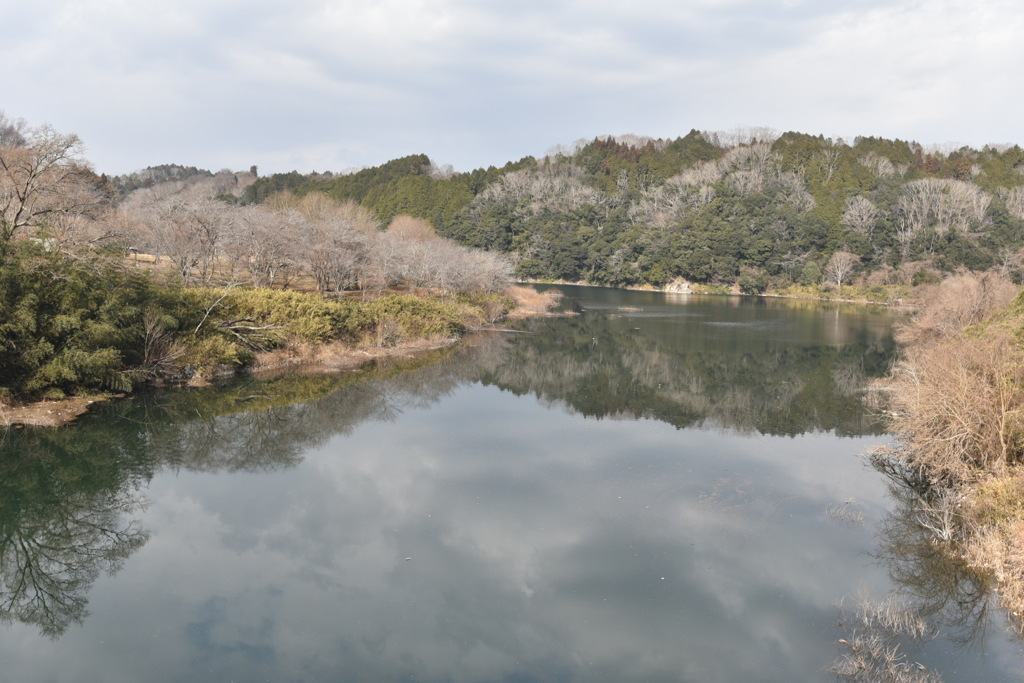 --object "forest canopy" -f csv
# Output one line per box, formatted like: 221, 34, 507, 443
237, 129, 1024, 291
